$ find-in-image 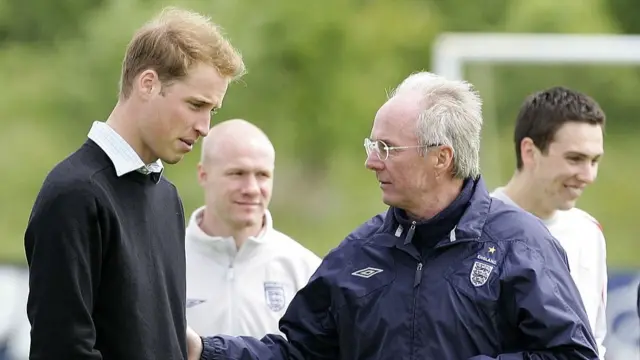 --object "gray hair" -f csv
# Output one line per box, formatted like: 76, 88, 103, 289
389, 71, 483, 179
